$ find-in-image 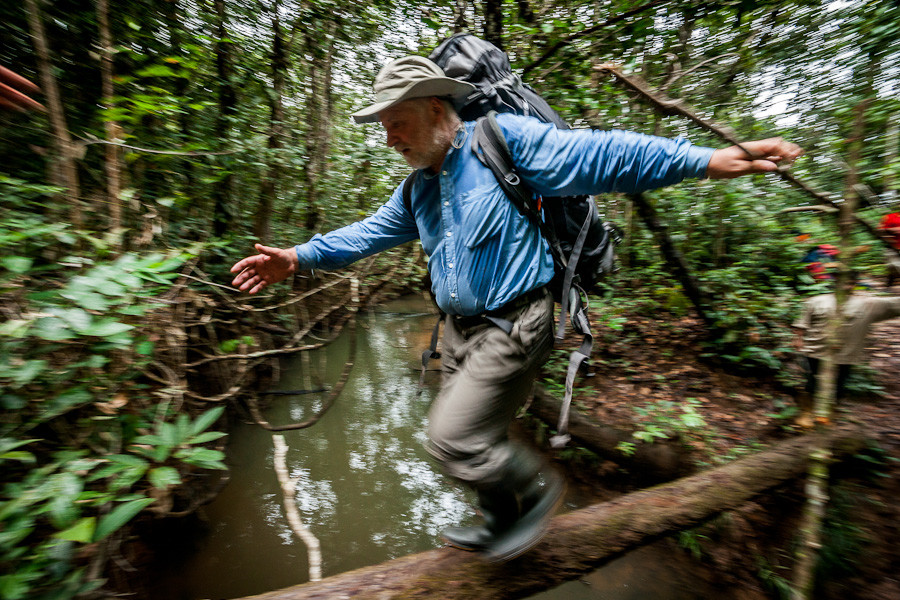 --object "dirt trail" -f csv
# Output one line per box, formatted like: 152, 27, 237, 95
561, 306, 900, 600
